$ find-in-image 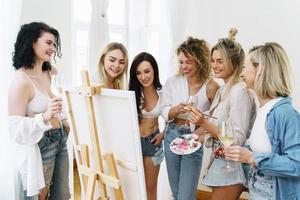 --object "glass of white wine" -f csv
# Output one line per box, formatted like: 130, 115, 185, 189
184, 95, 198, 131
218, 119, 235, 172
51, 74, 64, 128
